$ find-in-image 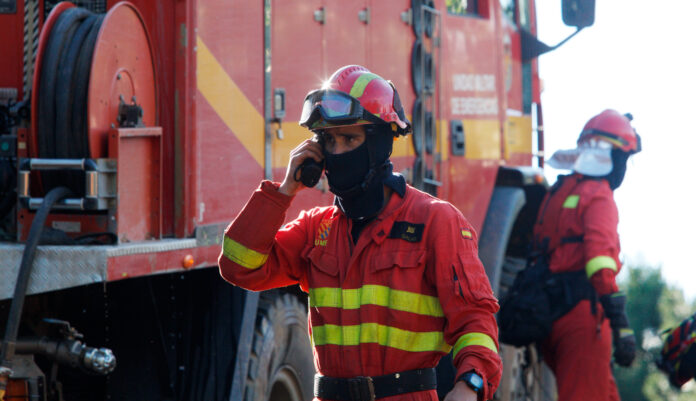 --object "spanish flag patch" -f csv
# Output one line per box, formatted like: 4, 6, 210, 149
461, 230, 472, 239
